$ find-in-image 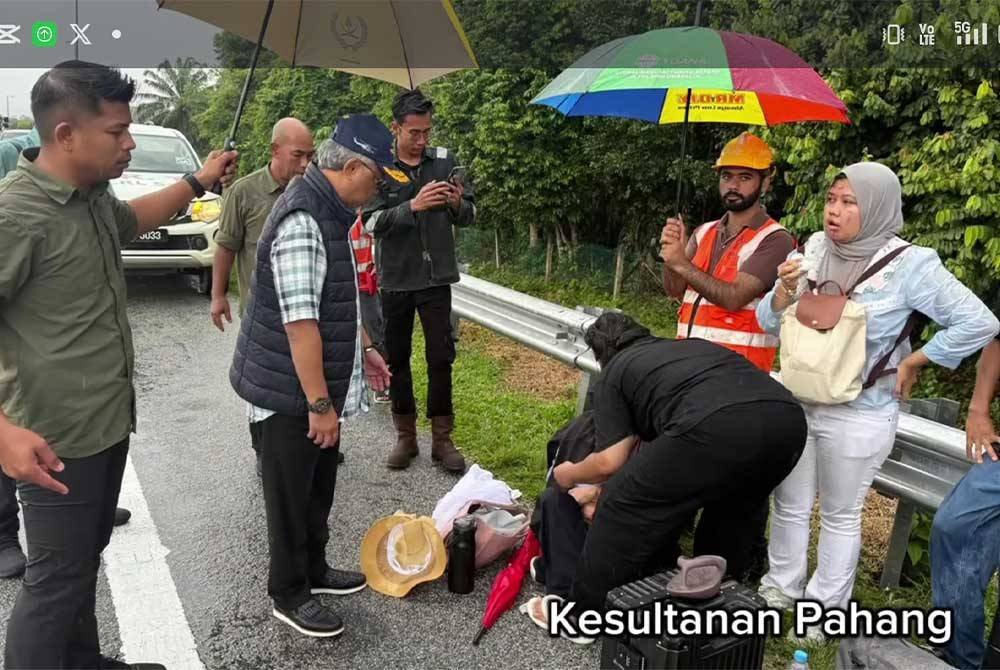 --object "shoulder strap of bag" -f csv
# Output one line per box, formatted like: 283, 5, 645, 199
863, 310, 923, 389
845, 244, 915, 389
807, 243, 910, 293
849, 244, 911, 293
